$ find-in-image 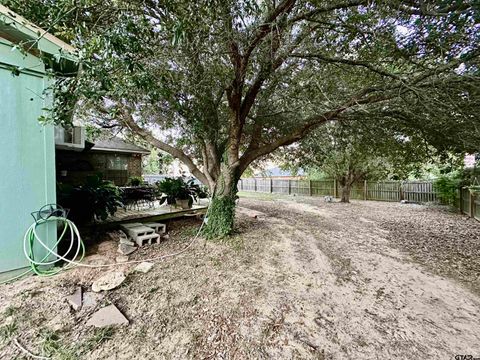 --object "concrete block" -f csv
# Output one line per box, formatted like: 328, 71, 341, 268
120, 223, 143, 229
86, 304, 129, 327
136, 233, 160, 246
143, 222, 166, 235
122, 226, 159, 246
